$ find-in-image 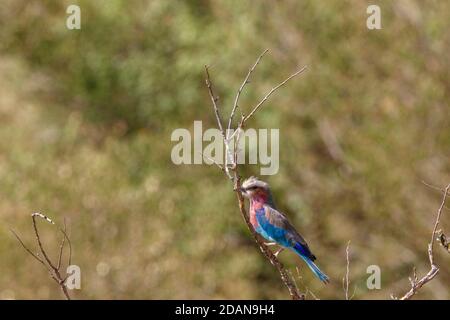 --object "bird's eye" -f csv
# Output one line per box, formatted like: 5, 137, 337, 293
247, 186, 257, 191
